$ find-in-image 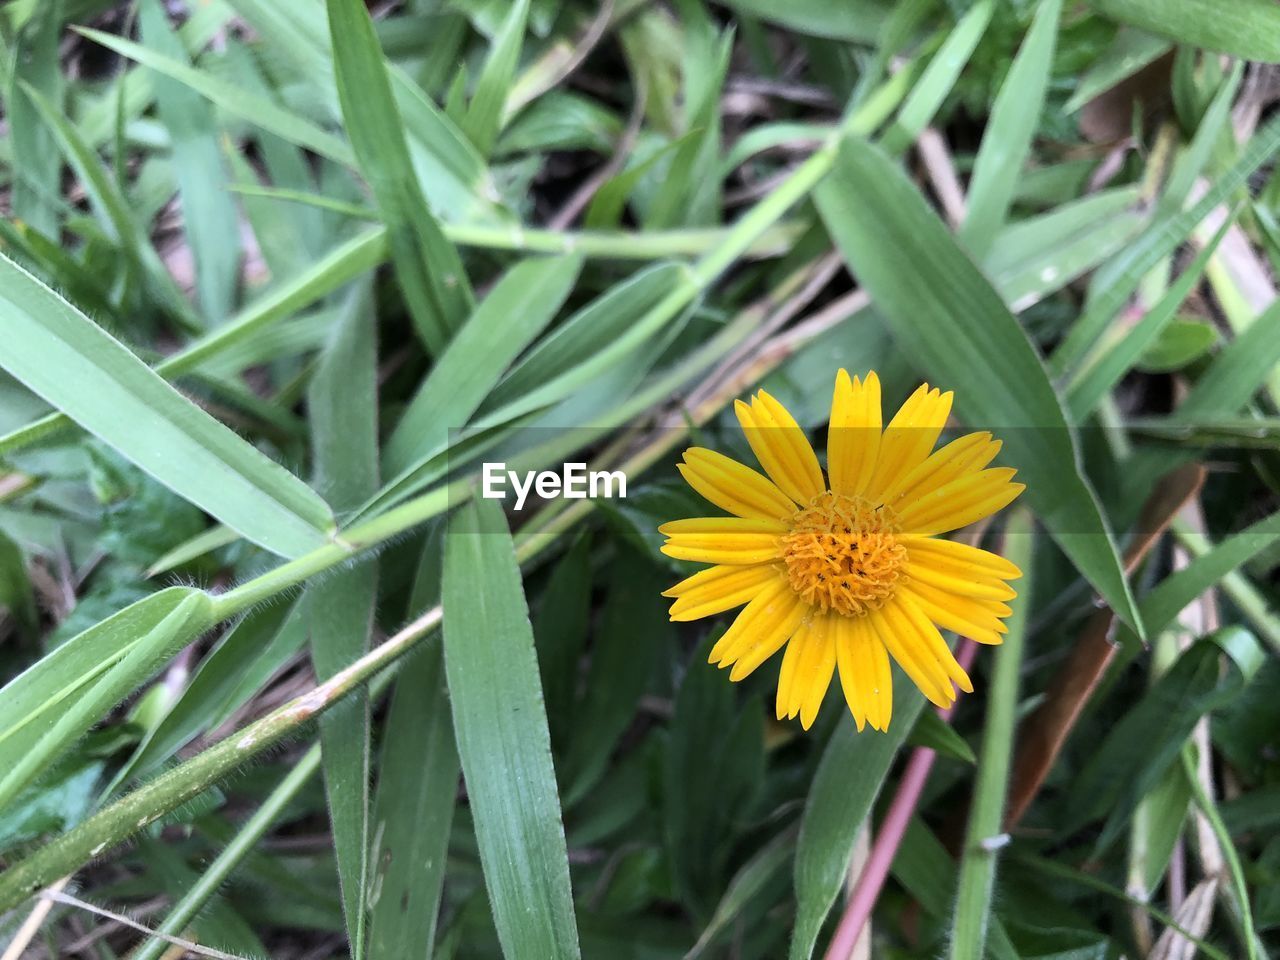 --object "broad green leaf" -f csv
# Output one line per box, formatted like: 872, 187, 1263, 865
374, 254, 583, 512
308, 282, 380, 959
0, 591, 213, 813
961, 0, 1062, 258
0, 253, 337, 557
1136, 319, 1218, 372
326, 0, 473, 355
139, 0, 241, 324
907, 708, 976, 765
368, 527, 458, 960
790, 673, 926, 960
1066, 215, 1230, 419
816, 135, 1144, 638
1089, 0, 1280, 62
443, 498, 581, 960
